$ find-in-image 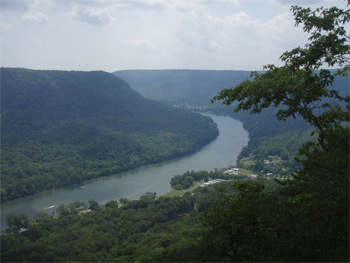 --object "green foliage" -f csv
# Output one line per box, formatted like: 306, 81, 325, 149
1, 68, 219, 202
55, 201, 85, 216
171, 171, 200, 190
119, 197, 131, 204
0, 191, 200, 261
170, 170, 246, 190
33, 211, 50, 222
207, 3, 349, 262
6, 213, 30, 229
0, 179, 281, 262
1, 3, 349, 262
88, 199, 100, 211
56, 204, 70, 216
105, 200, 118, 209
253, 160, 264, 172
201, 181, 279, 261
